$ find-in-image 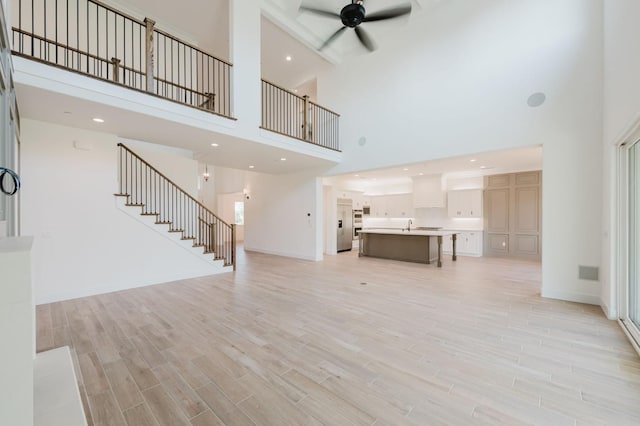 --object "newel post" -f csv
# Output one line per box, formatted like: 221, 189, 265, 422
303, 95, 310, 141
144, 18, 156, 93
231, 224, 237, 271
